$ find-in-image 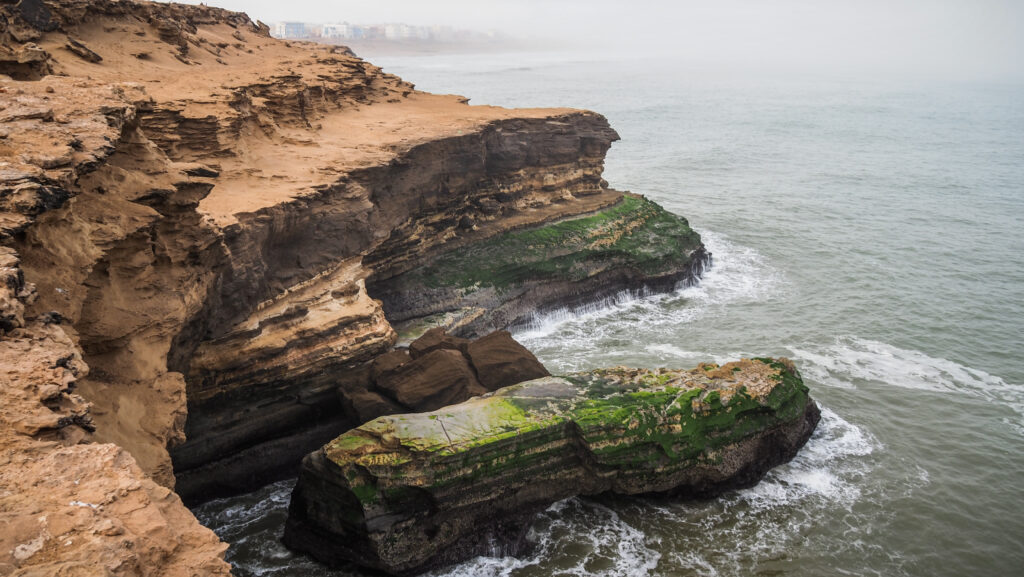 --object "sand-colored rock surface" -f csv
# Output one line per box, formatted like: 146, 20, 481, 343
0, 435, 231, 577
0, 313, 230, 575
2, 0, 633, 500
2, 0, 712, 573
